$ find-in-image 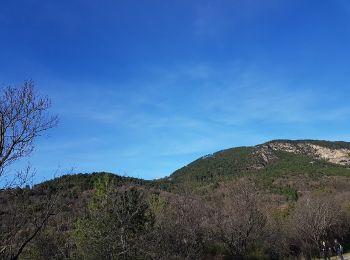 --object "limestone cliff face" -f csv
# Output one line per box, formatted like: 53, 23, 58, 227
256, 140, 350, 166
307, 144, 350, 165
